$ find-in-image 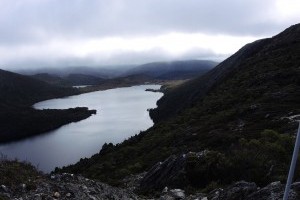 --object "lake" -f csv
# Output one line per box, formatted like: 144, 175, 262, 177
0, 85, 163, 172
